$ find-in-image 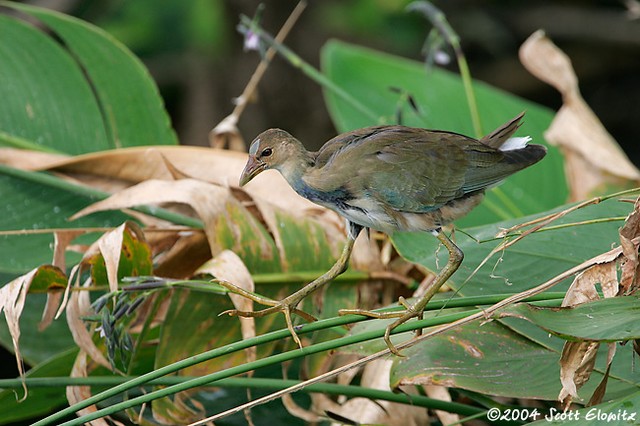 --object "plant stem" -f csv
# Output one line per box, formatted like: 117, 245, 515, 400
491, 187, 524, 217
233, 1, 307, 119
33, 293, 564, 426
0, 130, 65, 154
0, 376, 484, 418
239, 16, 379, 123
408, 1, 483, 137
